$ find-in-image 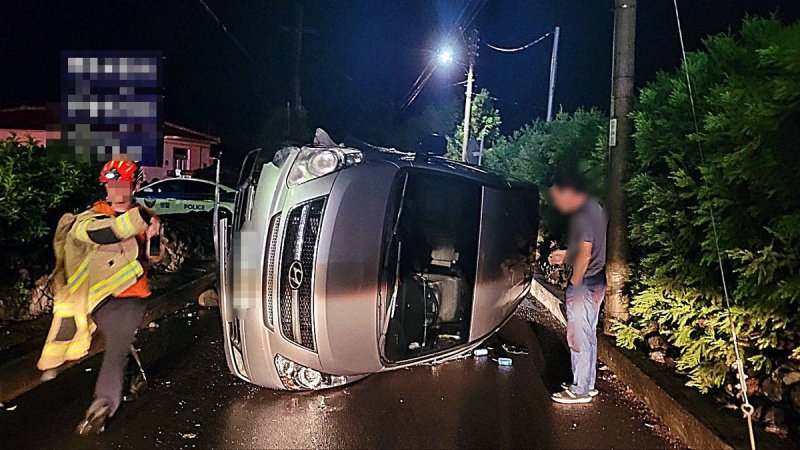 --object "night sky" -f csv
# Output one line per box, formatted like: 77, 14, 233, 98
2, 0, 799, 156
